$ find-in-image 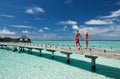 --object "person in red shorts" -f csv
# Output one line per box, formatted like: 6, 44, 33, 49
75, 30, 81, 47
